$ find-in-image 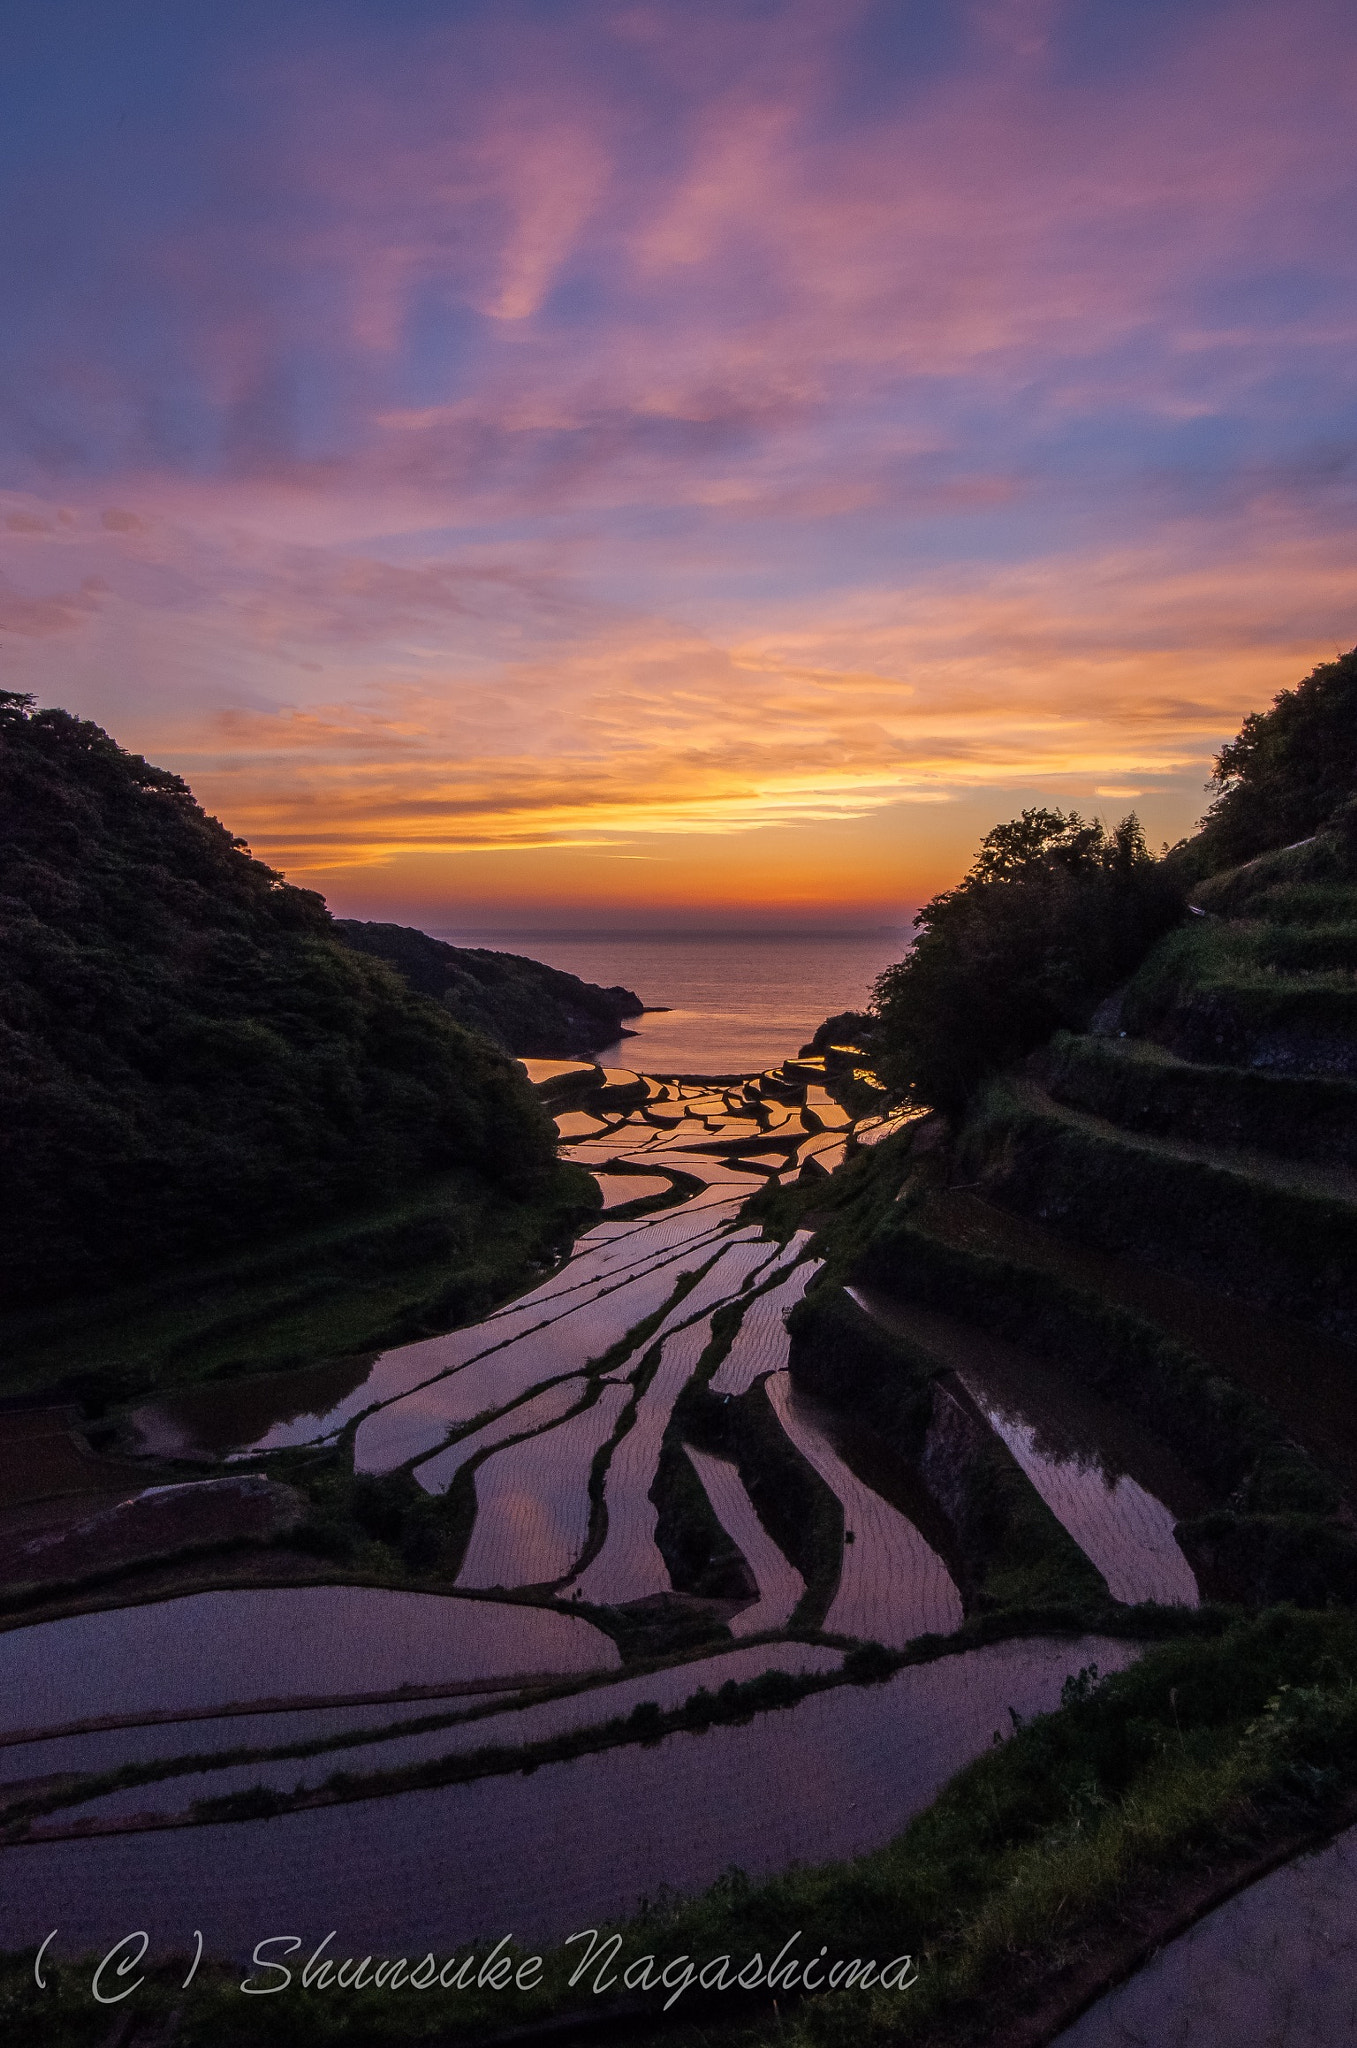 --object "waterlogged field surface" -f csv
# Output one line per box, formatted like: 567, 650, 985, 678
0, 1694, 521, 1788
5, 1637, 1139, 1958
11, 1055, 1200, 1960
0, 1589, 617, 1728
1054, 1822, 1357, 2048
457, 1384, 634, 1589
591, 1171, 673, 1210
766, 1375, 964, 1645
684, 1446, 805, 1632
411, 1378, 588, 1497
46, 1644, 847, 1831
709, 1243, 815, 1395
849, 1286, 1206, 1609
